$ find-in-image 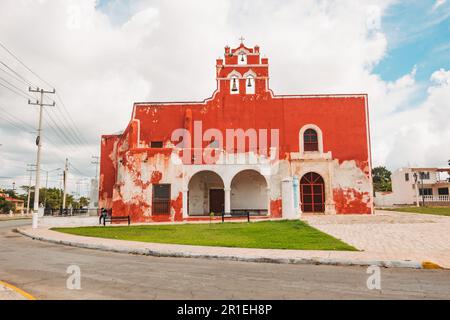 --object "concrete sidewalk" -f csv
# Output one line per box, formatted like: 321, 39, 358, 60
17, 225, 436, 270
304, 210, 450, 269
0, 214, 32, 222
